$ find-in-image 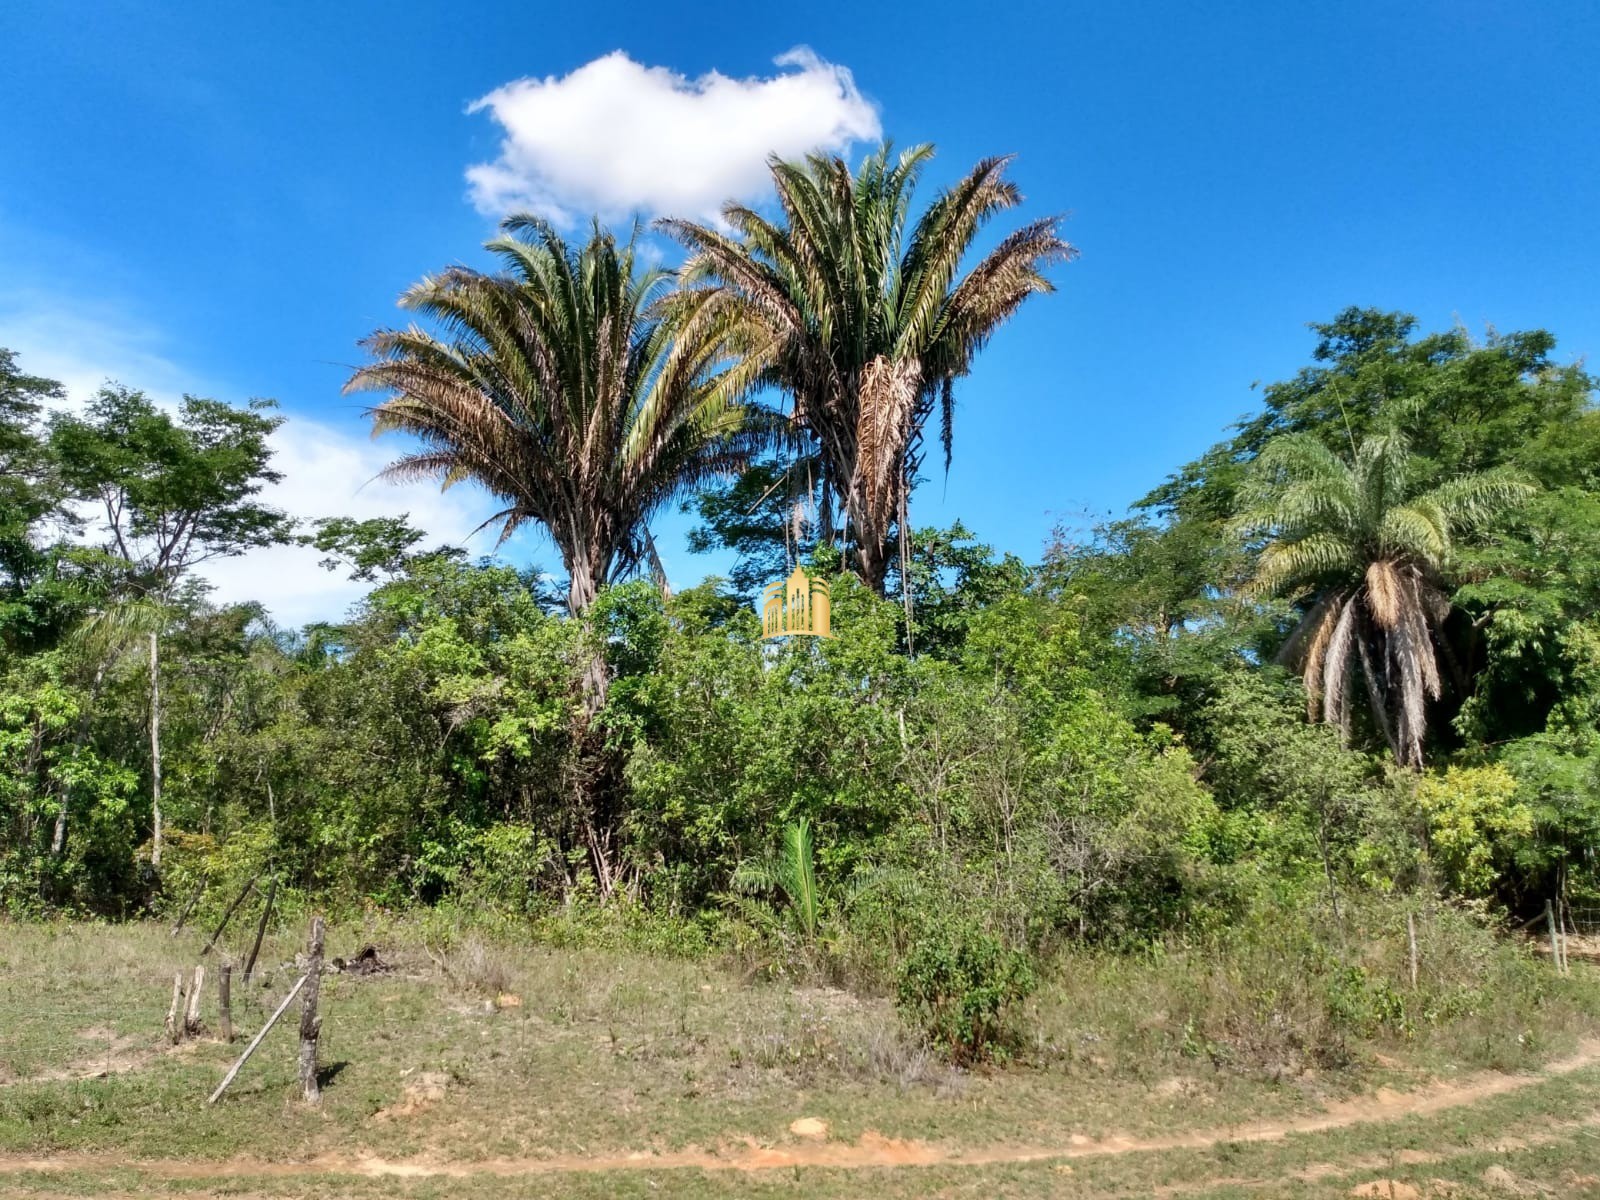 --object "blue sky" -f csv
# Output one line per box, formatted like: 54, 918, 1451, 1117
2, 1, 1596, 622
